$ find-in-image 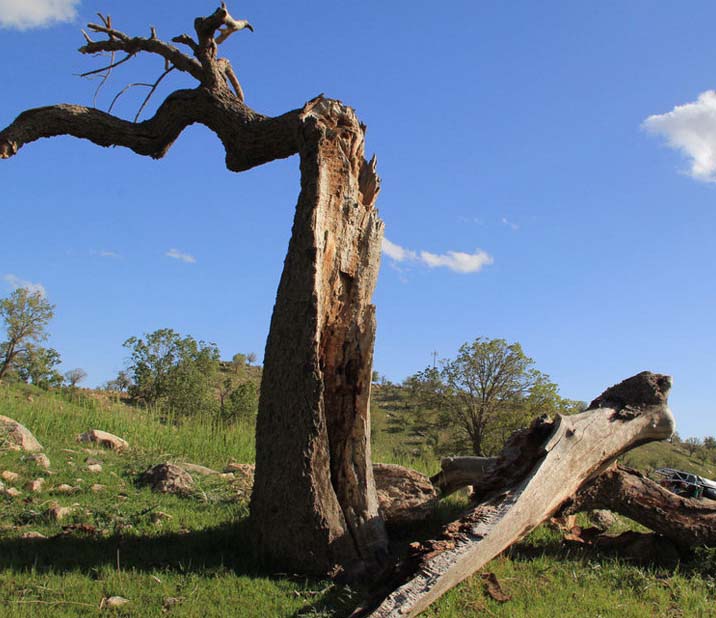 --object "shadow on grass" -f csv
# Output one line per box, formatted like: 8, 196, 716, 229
0, 520, 264, 576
